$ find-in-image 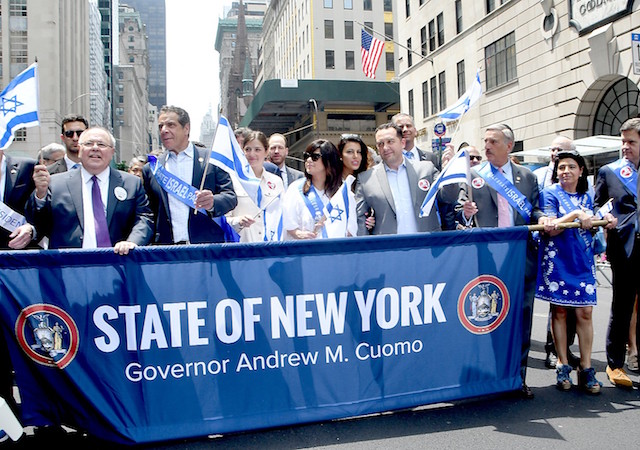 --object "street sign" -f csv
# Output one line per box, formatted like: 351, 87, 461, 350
633, 33, 640, 76
434, 122, 446, 137
432, 137, 451, 152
